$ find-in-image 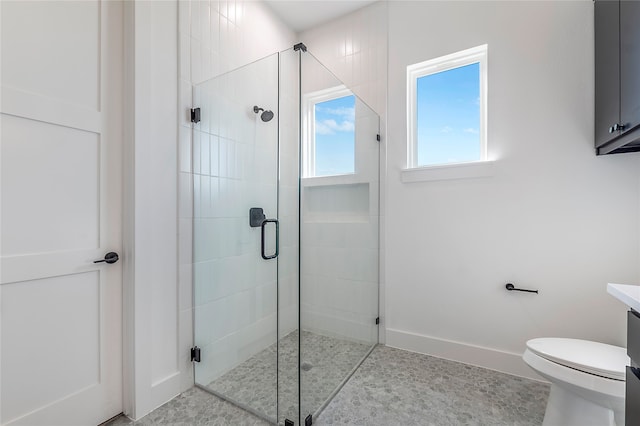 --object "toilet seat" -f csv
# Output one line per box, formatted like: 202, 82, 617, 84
523, 338, 628, 426
526, 338, 628, 380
